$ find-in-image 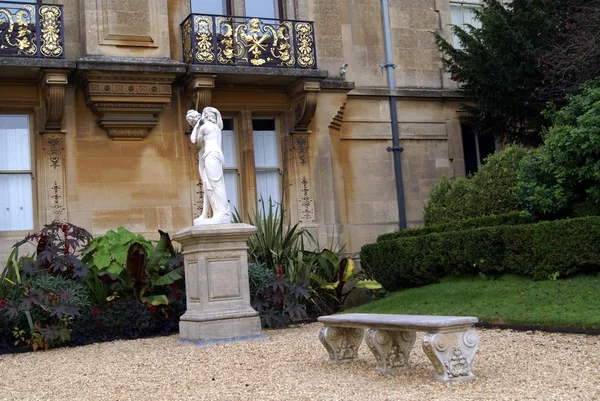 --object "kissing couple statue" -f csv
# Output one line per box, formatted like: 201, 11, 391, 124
186, 107, 231, 225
